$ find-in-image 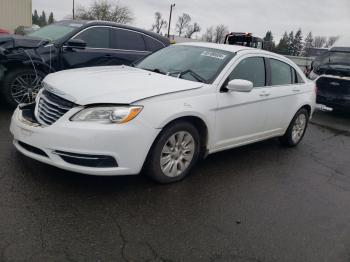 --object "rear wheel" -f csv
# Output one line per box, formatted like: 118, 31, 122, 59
279, 108, 309, 147
1, 68, 45, 108
145, 121, 200, 183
